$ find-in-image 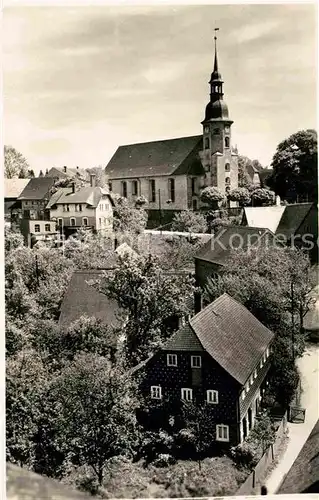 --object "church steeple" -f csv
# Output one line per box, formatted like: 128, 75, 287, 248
203, 30, 229, 121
